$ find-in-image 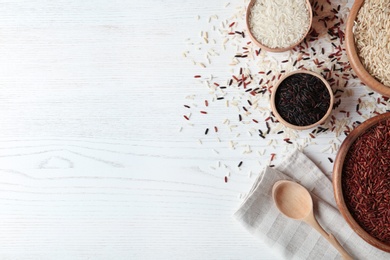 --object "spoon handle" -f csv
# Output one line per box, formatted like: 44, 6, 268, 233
306, 215, 353, 260
328, 234, 353, 260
